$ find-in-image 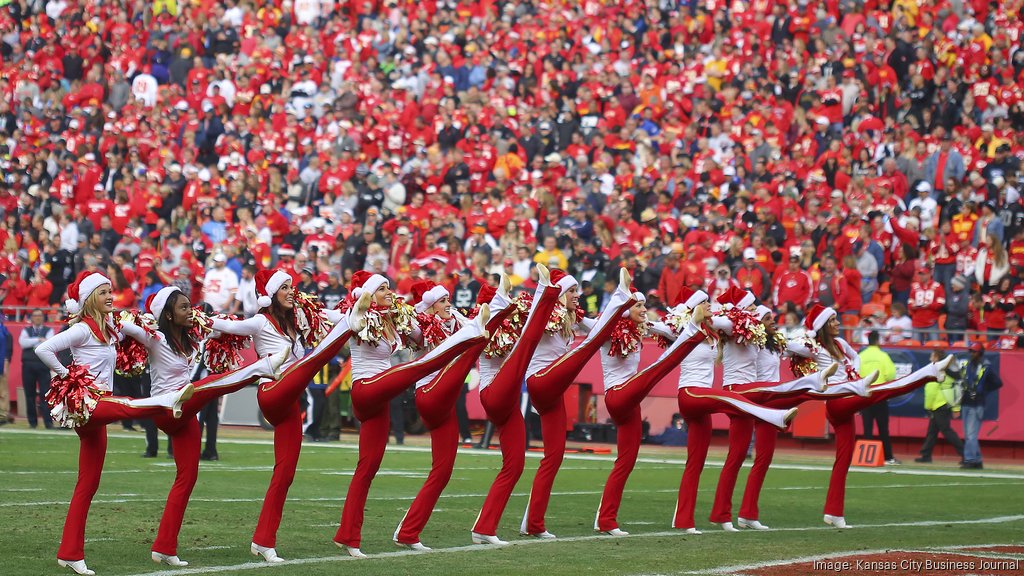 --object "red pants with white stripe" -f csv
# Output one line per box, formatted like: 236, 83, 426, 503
335, 328, 486, 549
150, 357, 276, 556
823, 364, 938, 518
472, 285, 561, 537
708, 374, 823, 524
251, 321, 353, 549
58, 398, 179, 561
521, 295, 636, 536
671, 387, 789, 530
393, 307, 514, 544
595, 330, 707, 532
